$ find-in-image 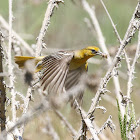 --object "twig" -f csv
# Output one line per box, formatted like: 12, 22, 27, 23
8, 0, 16, 123
0, 100, 50, 140
87, 1, 140, 117
18, 0, 64, 135
81, 0, 124, 116
99, 0, 121, 44
97, 115, 115, 134
19, 87, 32, 135
99, 0, 131, 75
0, 31, 6, 131
42, 115, 60, 140
93, 122, 109, 140
0, 15, 34, 55
54, 110, 78, 137
74, 101, 99, 140
127, 29, 140, 98
35, 0, 64, 56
